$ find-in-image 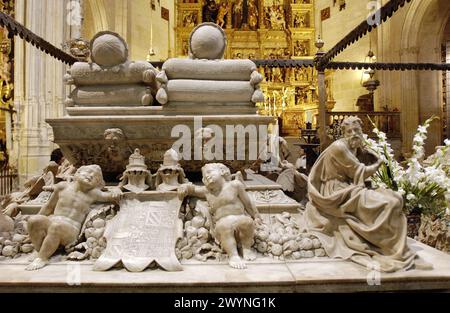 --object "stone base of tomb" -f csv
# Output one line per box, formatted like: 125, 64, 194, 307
0, 239, 449, 292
